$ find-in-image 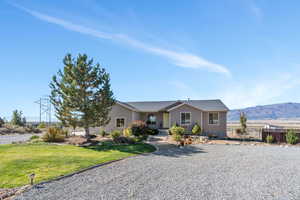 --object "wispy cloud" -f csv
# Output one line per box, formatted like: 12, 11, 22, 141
249, 1, 263, 21
157, 71, 300, 109
220, 73, 300, 109
12, 3, 231, 76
